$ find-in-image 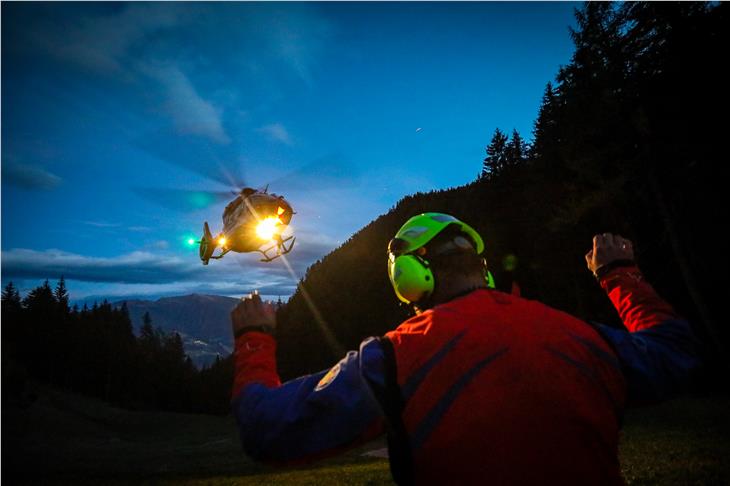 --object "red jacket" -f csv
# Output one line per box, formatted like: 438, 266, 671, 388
386, 288, 626, 485
231, 265, 699, 485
